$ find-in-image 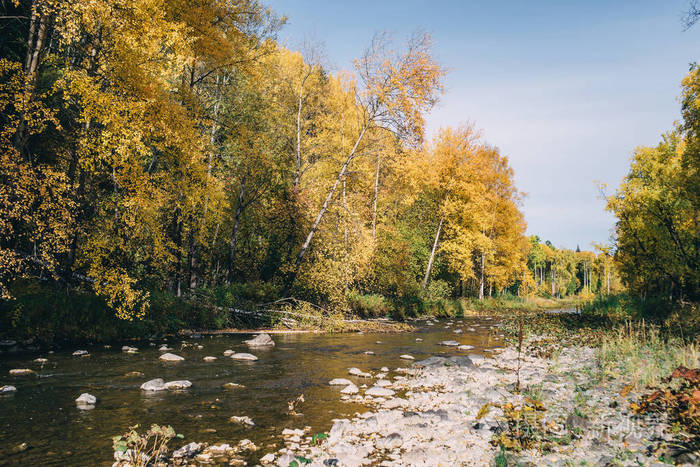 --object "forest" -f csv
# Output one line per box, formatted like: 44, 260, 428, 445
0, 0, 694, 341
